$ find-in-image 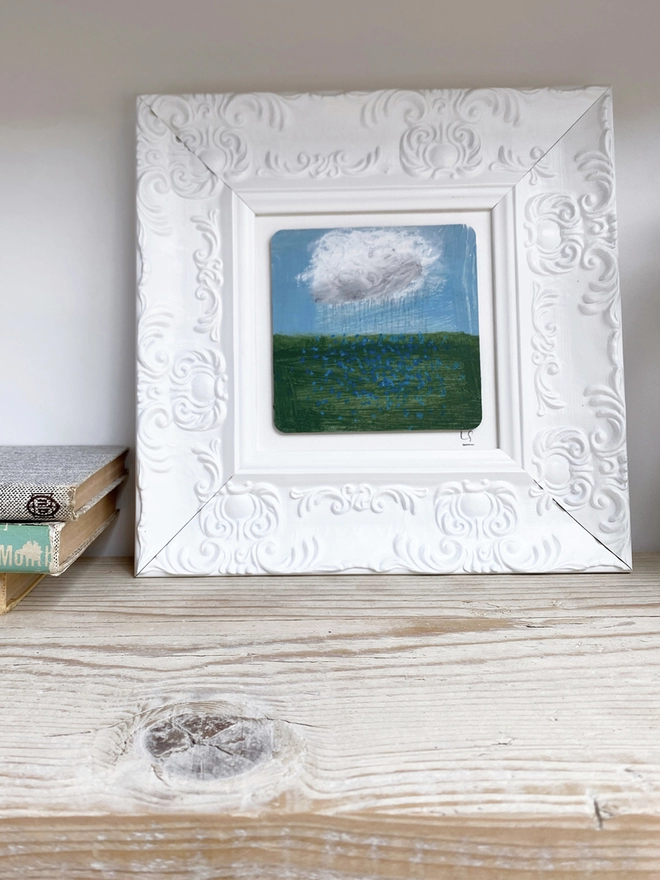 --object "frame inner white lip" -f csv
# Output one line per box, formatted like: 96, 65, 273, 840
236, 203, 500, 474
